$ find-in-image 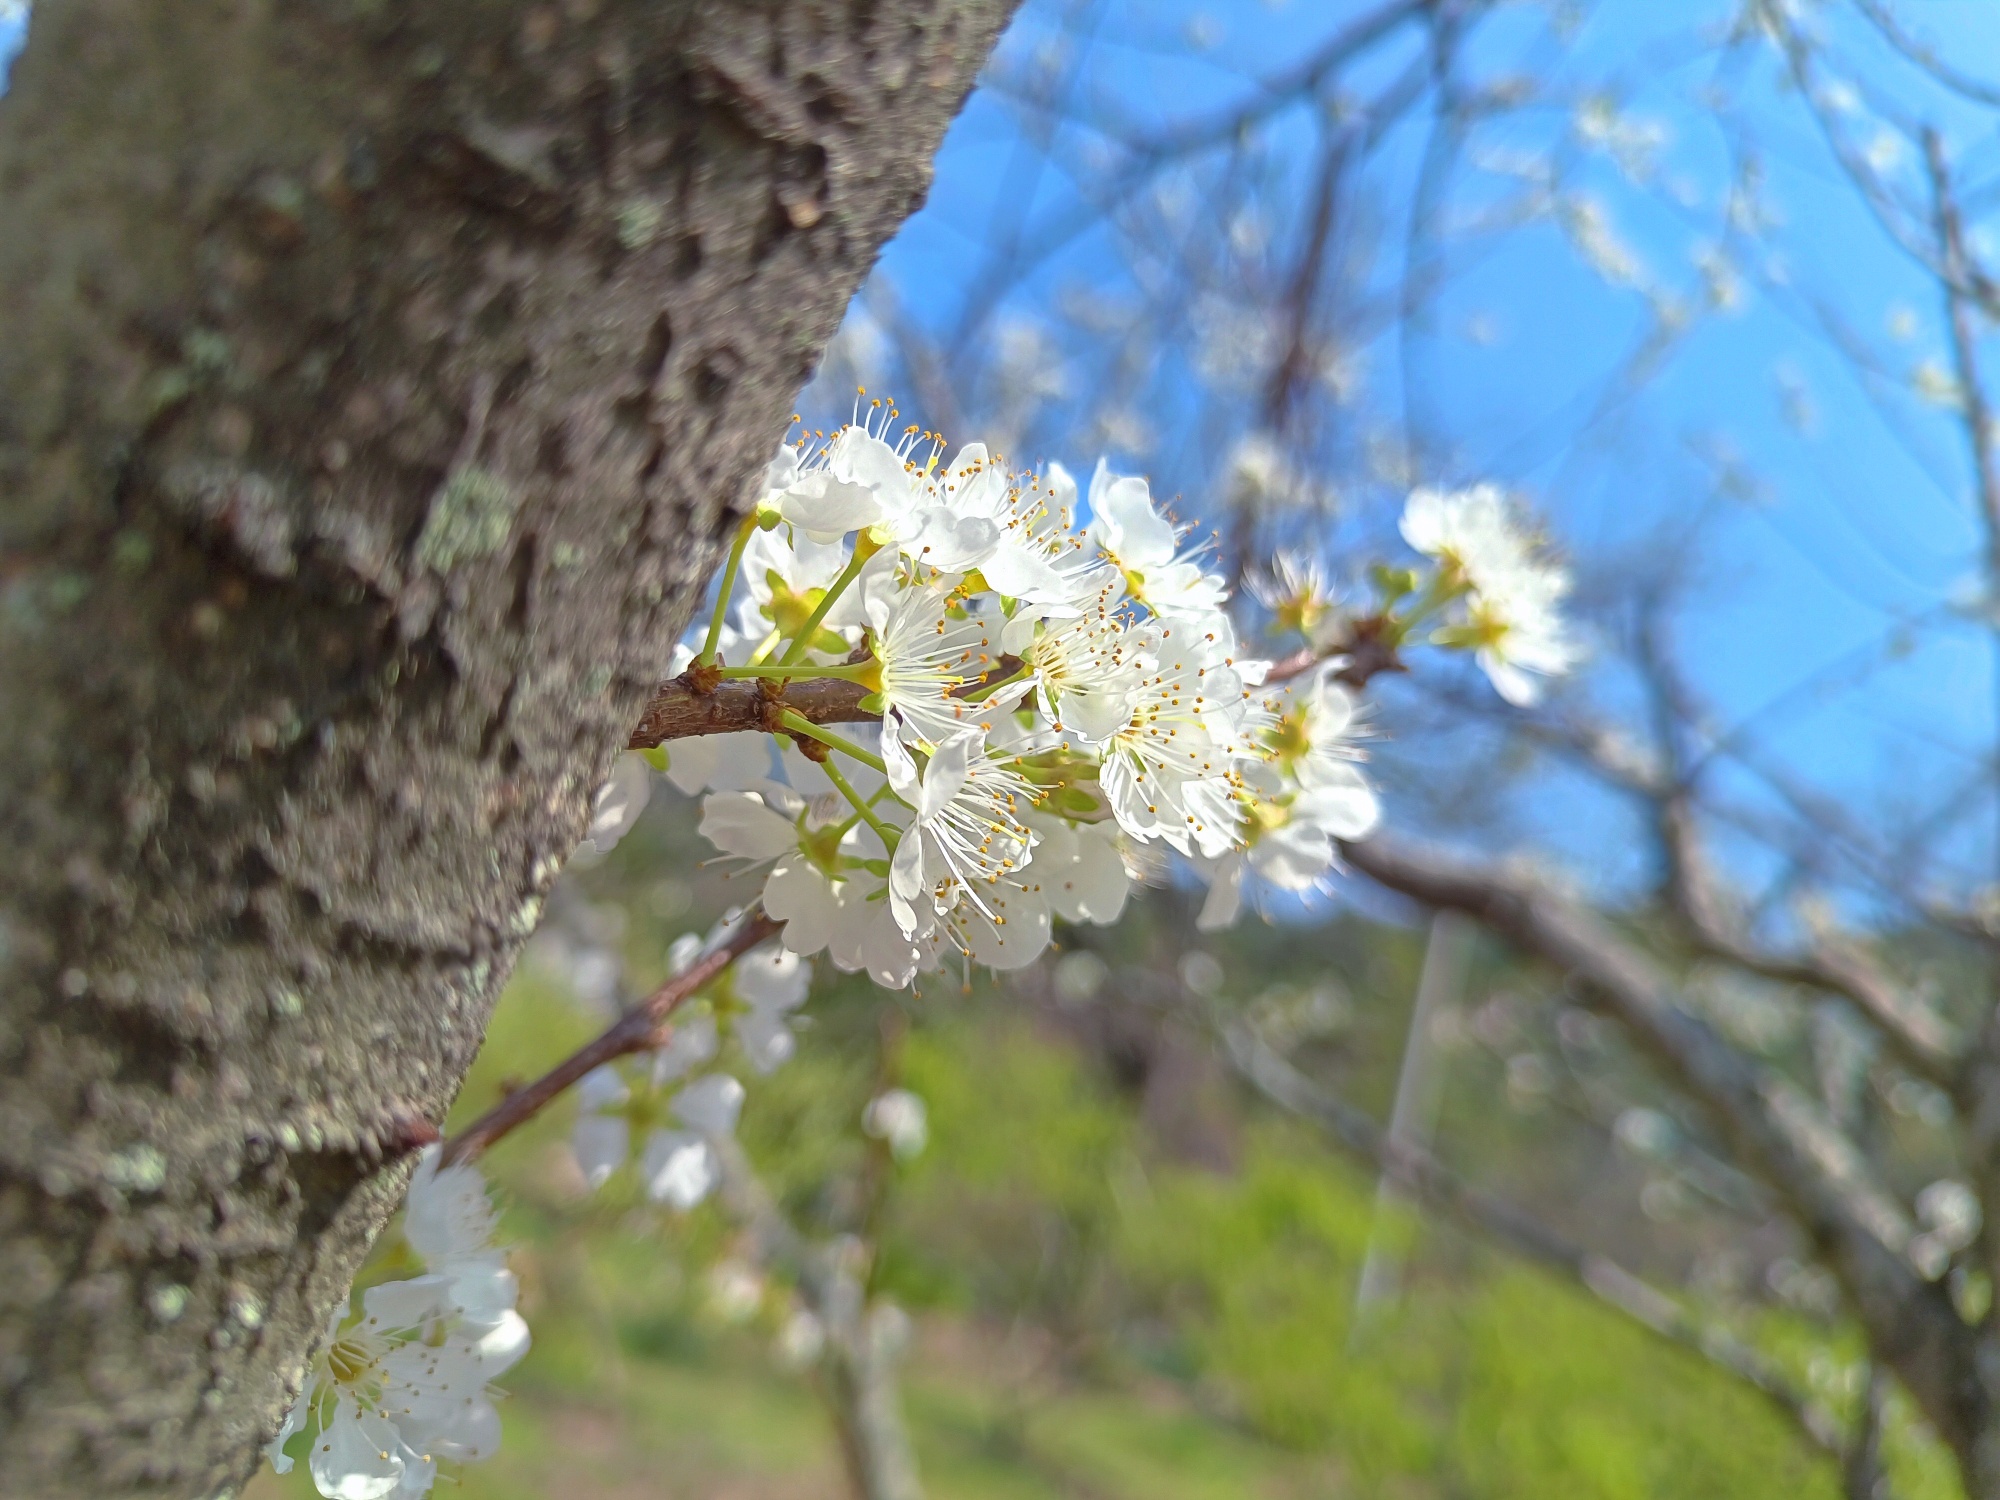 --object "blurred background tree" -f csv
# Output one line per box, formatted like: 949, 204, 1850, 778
193, 0, 2000, 1494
